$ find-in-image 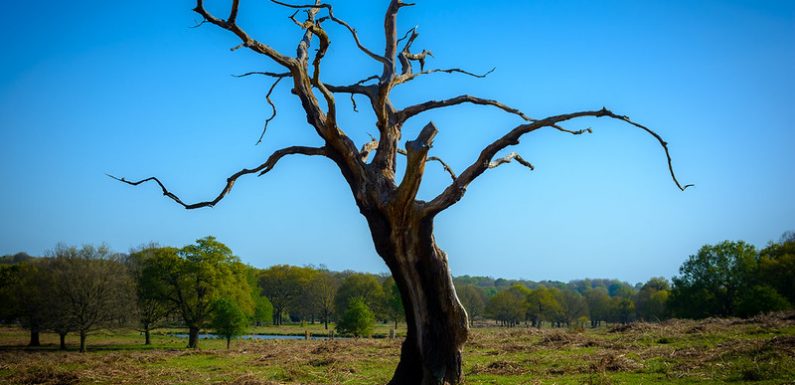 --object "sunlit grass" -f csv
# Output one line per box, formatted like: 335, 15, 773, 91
1, 314, 793, 384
